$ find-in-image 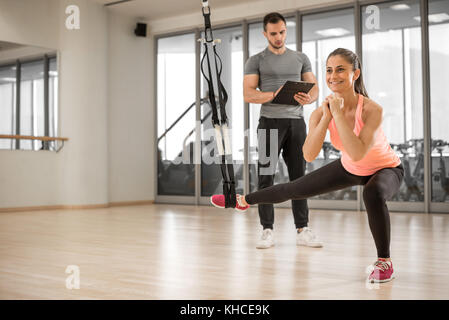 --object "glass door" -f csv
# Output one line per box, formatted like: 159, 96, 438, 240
361, 0, 424, 211
157, 33, 196, 197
